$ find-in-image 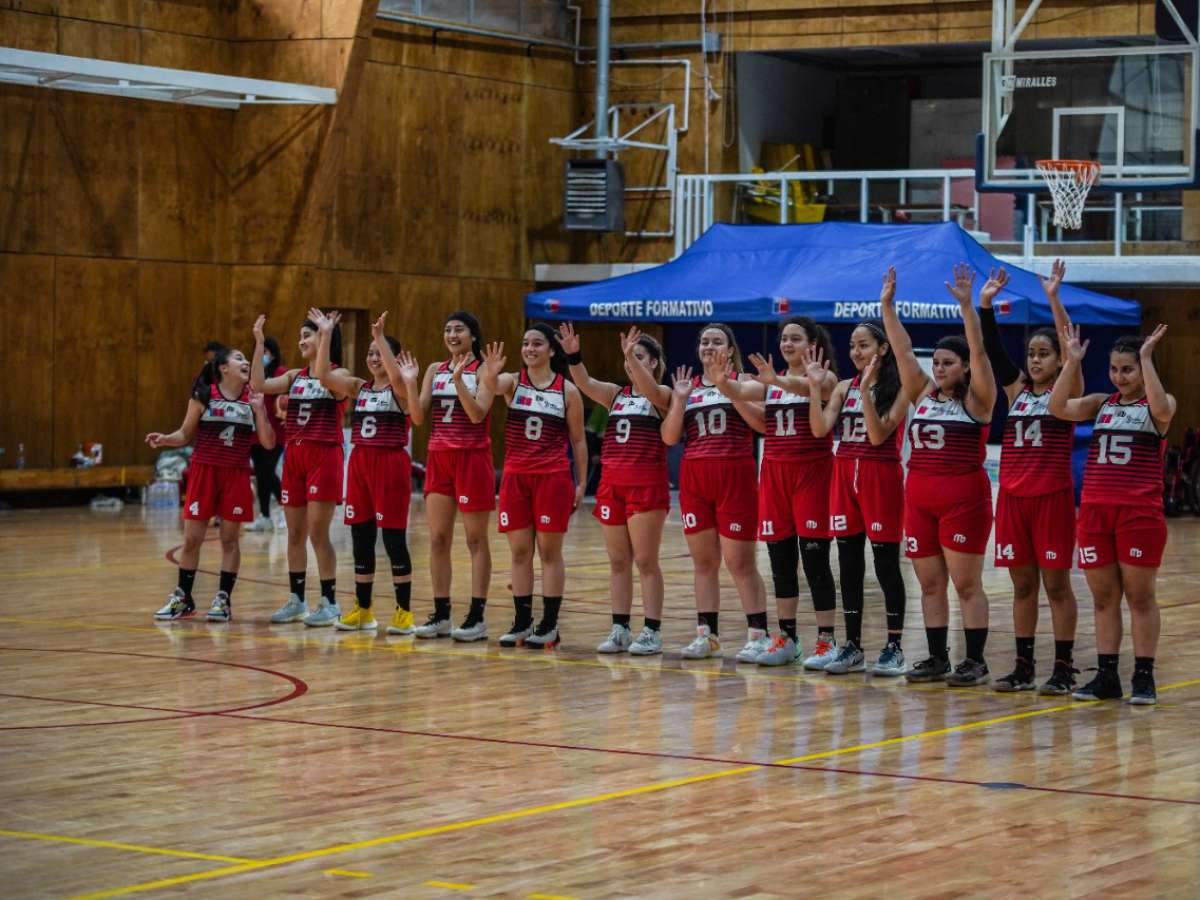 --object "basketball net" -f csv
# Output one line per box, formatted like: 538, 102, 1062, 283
1036, 159, 1101, 231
